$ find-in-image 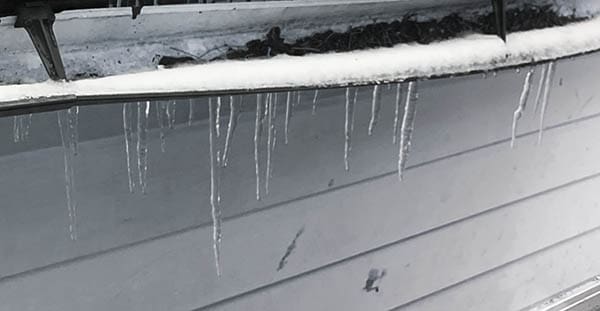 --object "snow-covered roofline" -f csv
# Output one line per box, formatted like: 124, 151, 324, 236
1, 14, 600, 112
